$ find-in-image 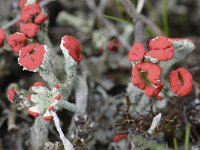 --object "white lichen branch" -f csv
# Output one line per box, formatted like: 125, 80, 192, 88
130, 141, 136, 150
75, 74, 88, 113
147, 113, 162, 135
51, 111, 75, 150
58, 100, 81, 113
136, 0, 146, 13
